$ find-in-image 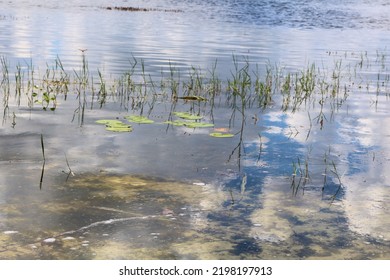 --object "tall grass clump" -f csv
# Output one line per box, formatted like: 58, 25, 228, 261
254, 63, 274, 108
227, 56, 252, 111
1, 56, 11, 121
71, 50, 90, 125
0, 51, 388, 128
